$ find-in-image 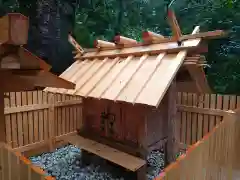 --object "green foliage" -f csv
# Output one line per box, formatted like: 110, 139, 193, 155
1, 0, 240, 94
